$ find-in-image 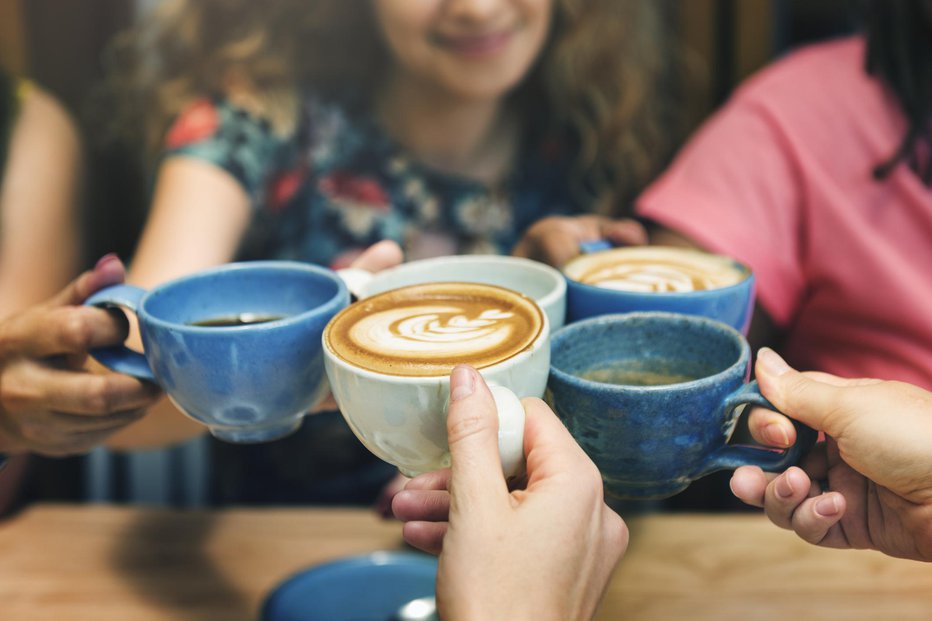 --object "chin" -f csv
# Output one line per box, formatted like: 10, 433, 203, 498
442, 69, 530, 102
